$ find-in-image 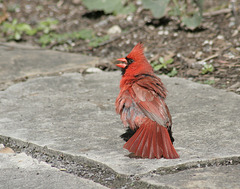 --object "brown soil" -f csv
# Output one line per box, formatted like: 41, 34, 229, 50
1, 0, 240, 94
